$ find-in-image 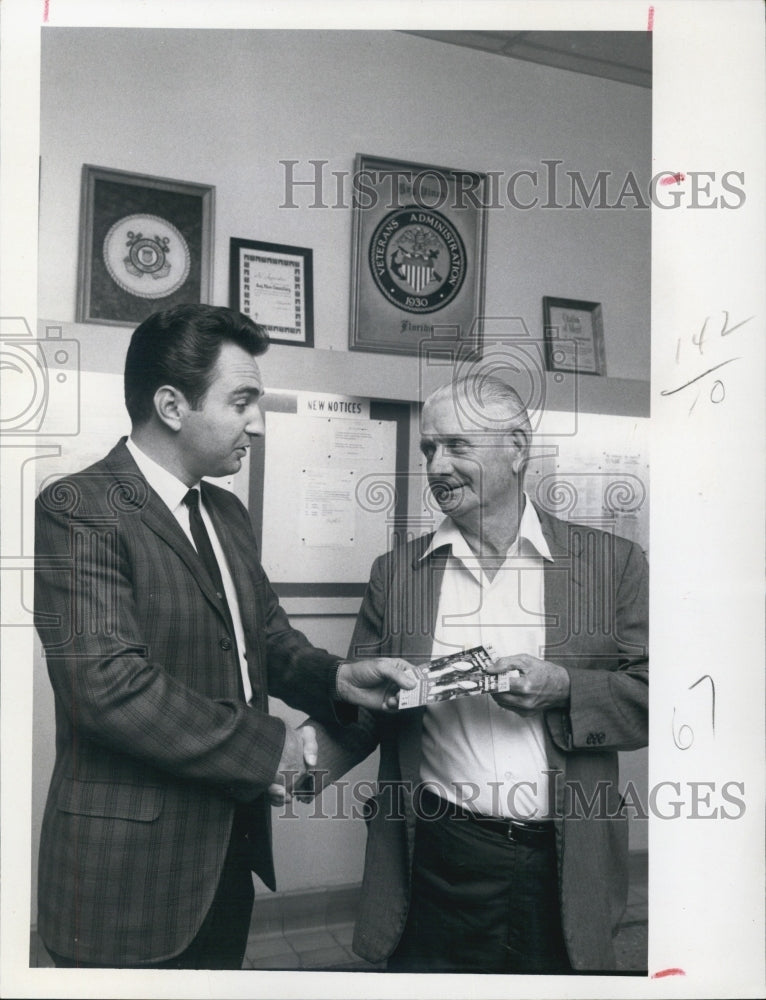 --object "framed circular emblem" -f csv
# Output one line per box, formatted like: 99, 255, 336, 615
368, 208, 467, 314
102, 213, 191, 299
